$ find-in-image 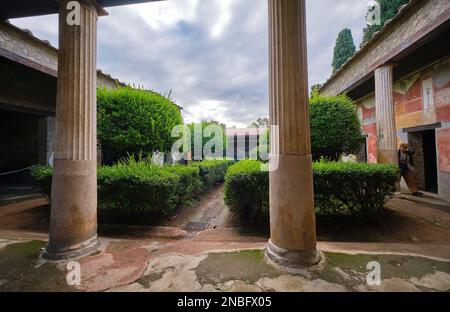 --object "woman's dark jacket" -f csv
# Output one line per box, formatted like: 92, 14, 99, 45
398, 150, 415, 174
